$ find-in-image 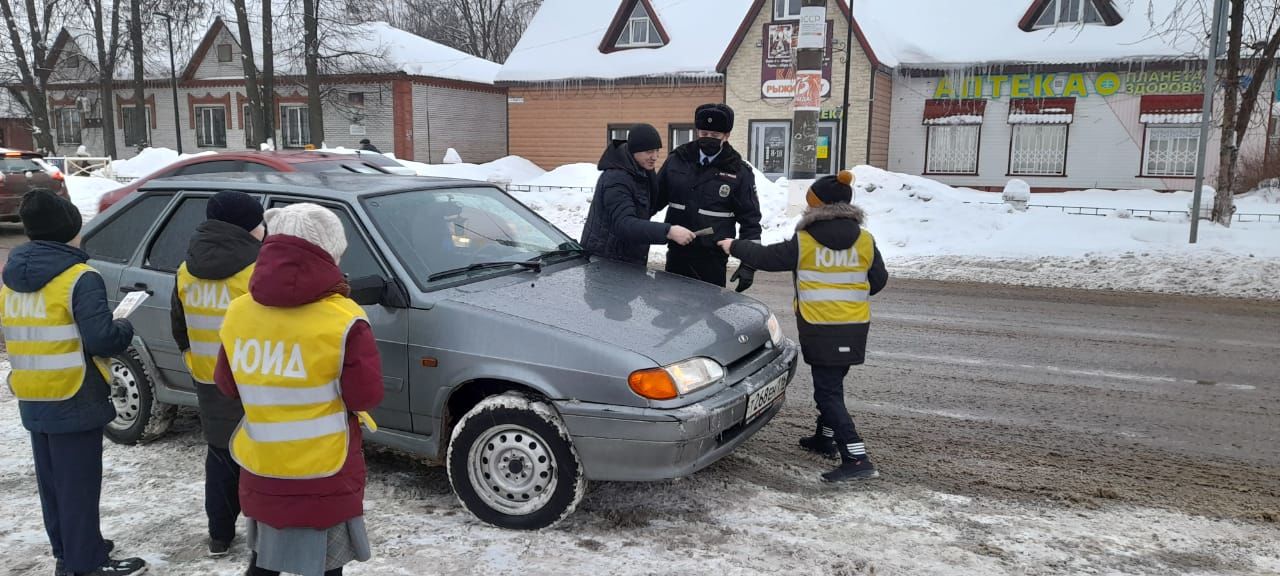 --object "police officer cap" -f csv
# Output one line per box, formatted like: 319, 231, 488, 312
695, 103, 735, 133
